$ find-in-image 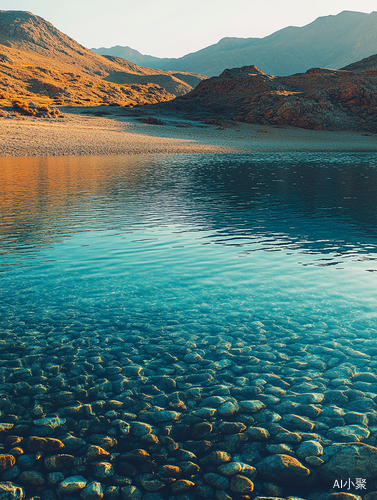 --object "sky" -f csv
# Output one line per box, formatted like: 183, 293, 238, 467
0, 0, 376, 58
